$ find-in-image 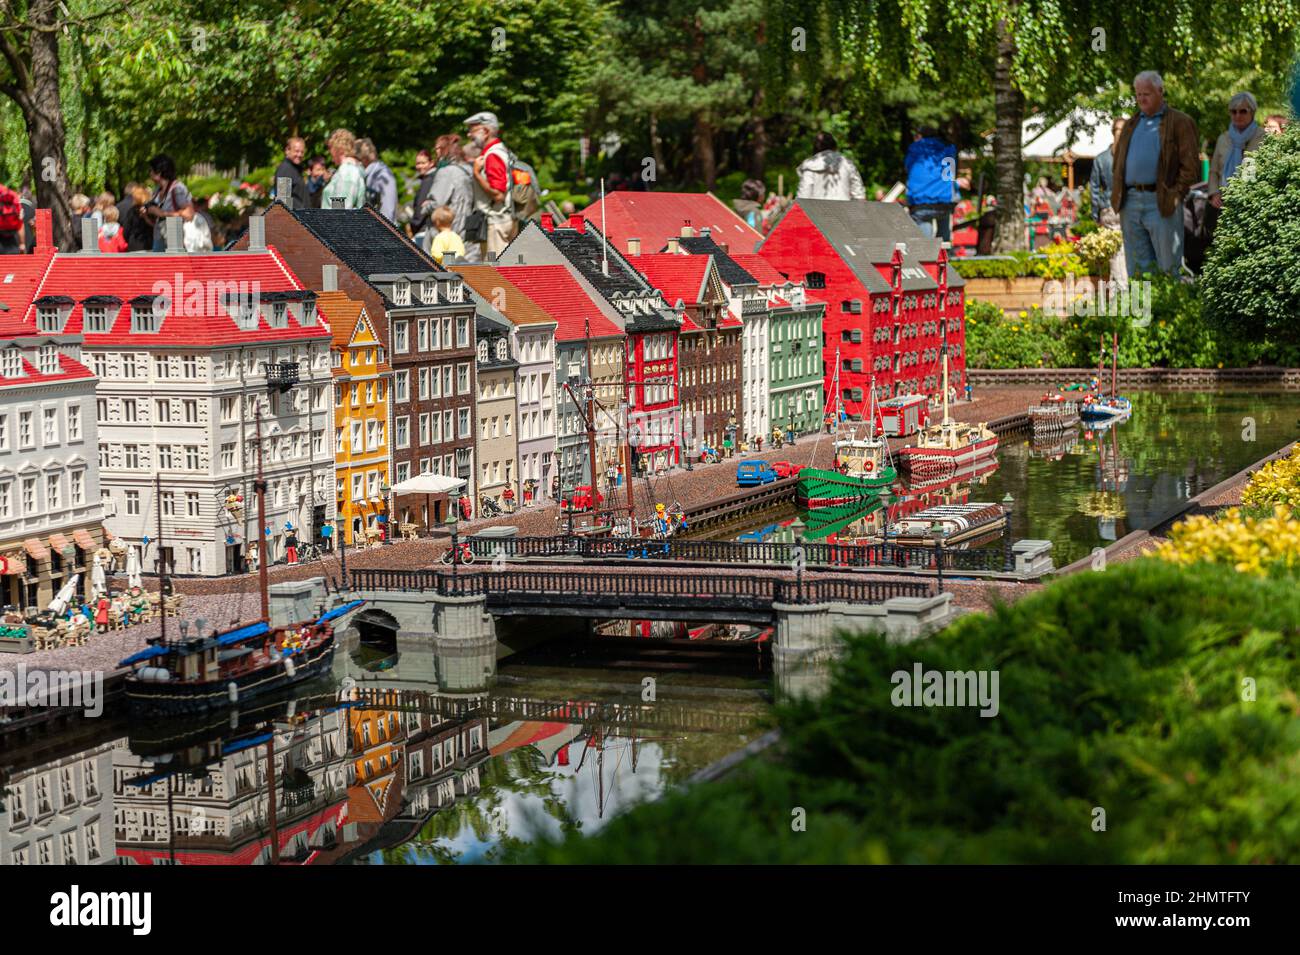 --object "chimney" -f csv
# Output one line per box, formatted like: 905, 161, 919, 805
276, 176, 294, 210
34, 209, 52, 252
718, 241, 729, 254
164, 216, 185, 252
680, 221, 692, 238
330, 196, 346, 209
322, 264, 338, 292
80, 218, 99, 253
568, 214, 586, 234
627, 237, 640, 256
666, 236, 679, 254
700, 226, 711, 238
540, 212, 554, 231
248, 214, 266, 251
